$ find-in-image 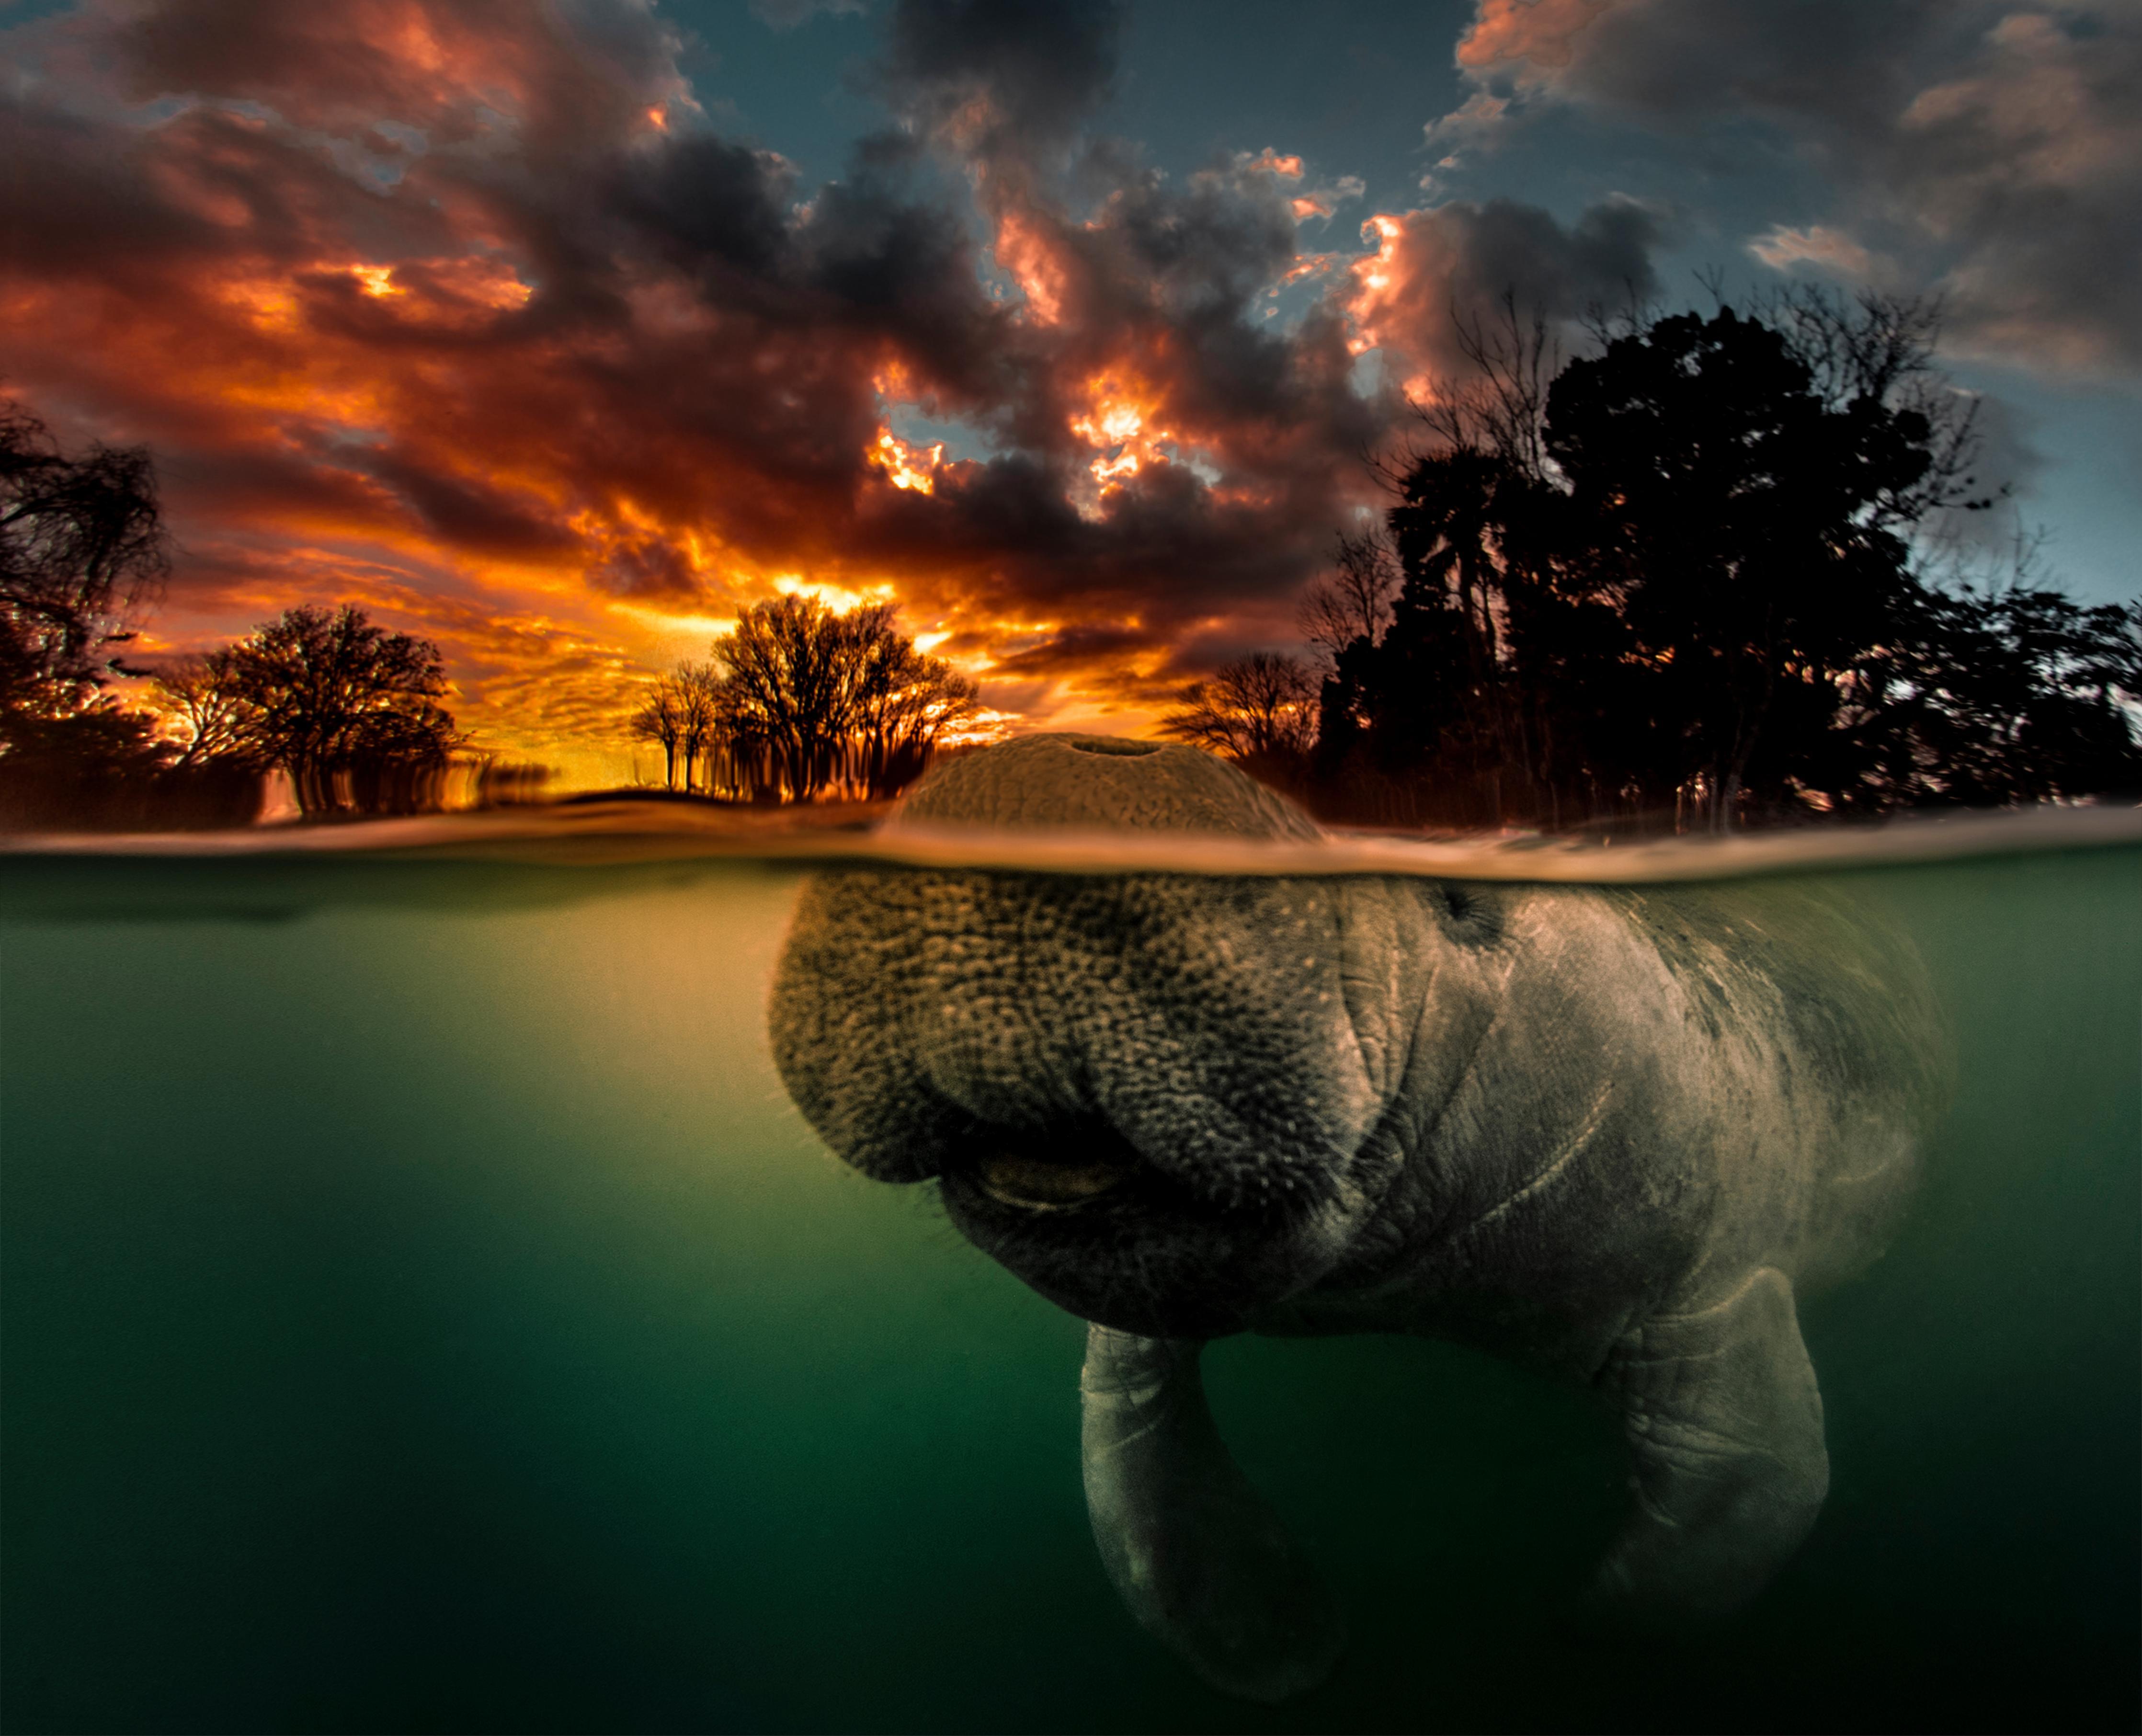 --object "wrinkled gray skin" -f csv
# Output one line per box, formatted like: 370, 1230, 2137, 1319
770, 736, 1949, 1702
